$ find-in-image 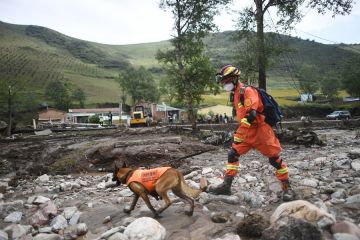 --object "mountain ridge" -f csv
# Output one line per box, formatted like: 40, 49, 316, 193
0, 20, 359, 105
